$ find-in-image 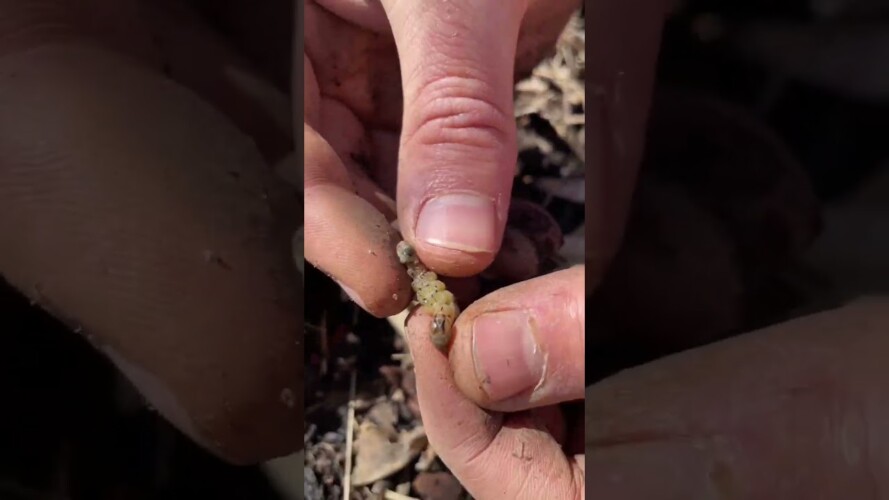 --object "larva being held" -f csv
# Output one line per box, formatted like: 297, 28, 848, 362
396, 240, 459, 351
